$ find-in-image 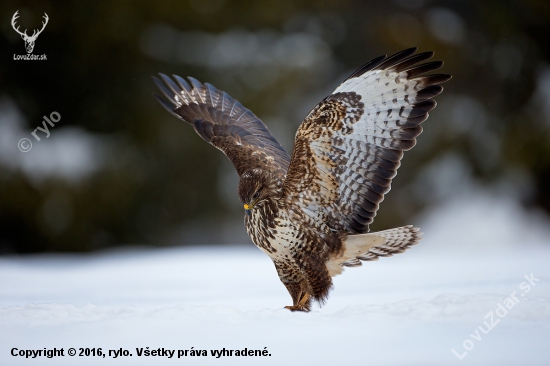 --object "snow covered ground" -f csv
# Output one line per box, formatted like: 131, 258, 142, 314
1, 191, 550, 365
